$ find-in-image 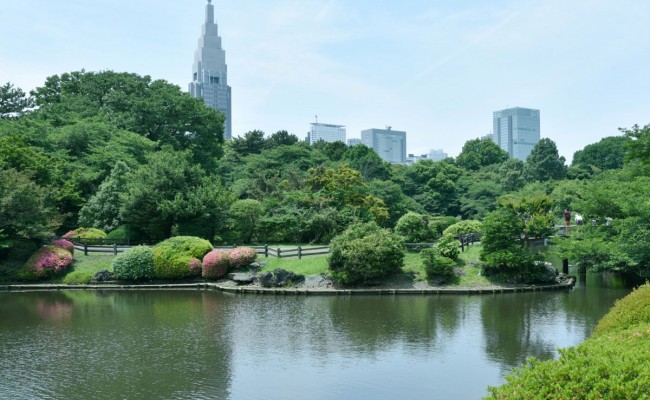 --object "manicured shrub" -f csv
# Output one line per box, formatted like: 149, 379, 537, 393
486, 284, 650, 400
51, 239, 74, 254
63, 270, 93, 285
329, 222, 404, 285
395, 212, 434, 243
230, 247, 257, 269
62, 228, 107, 240
442, 220, 483, 236
593, 284, 650, 337
112, 246, 154, 281
22, 245, 73, 280
152, 236, 213, 279
106, 224, 146, 242
202, 249, 231, 279
421, 248, 456, 282
435, 234, 460, 260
